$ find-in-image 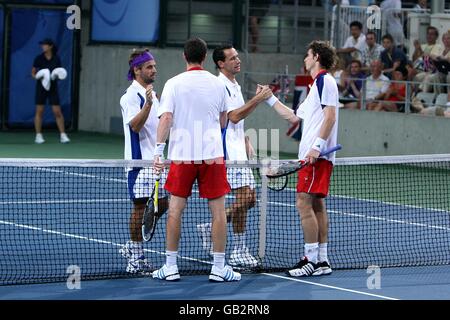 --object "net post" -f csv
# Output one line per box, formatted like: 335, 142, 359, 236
258, 162, 268, 261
